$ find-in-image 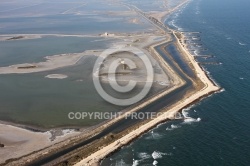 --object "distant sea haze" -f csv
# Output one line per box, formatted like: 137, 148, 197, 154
101, 0, 250, 165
